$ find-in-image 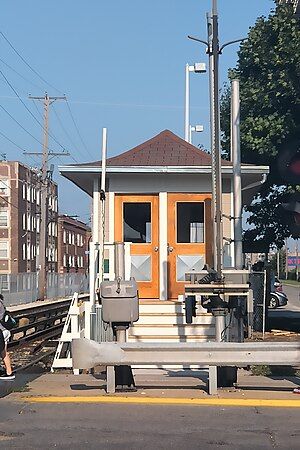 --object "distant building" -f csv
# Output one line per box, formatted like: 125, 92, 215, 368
0, 161, 58, 275
57, 215, 90, 274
